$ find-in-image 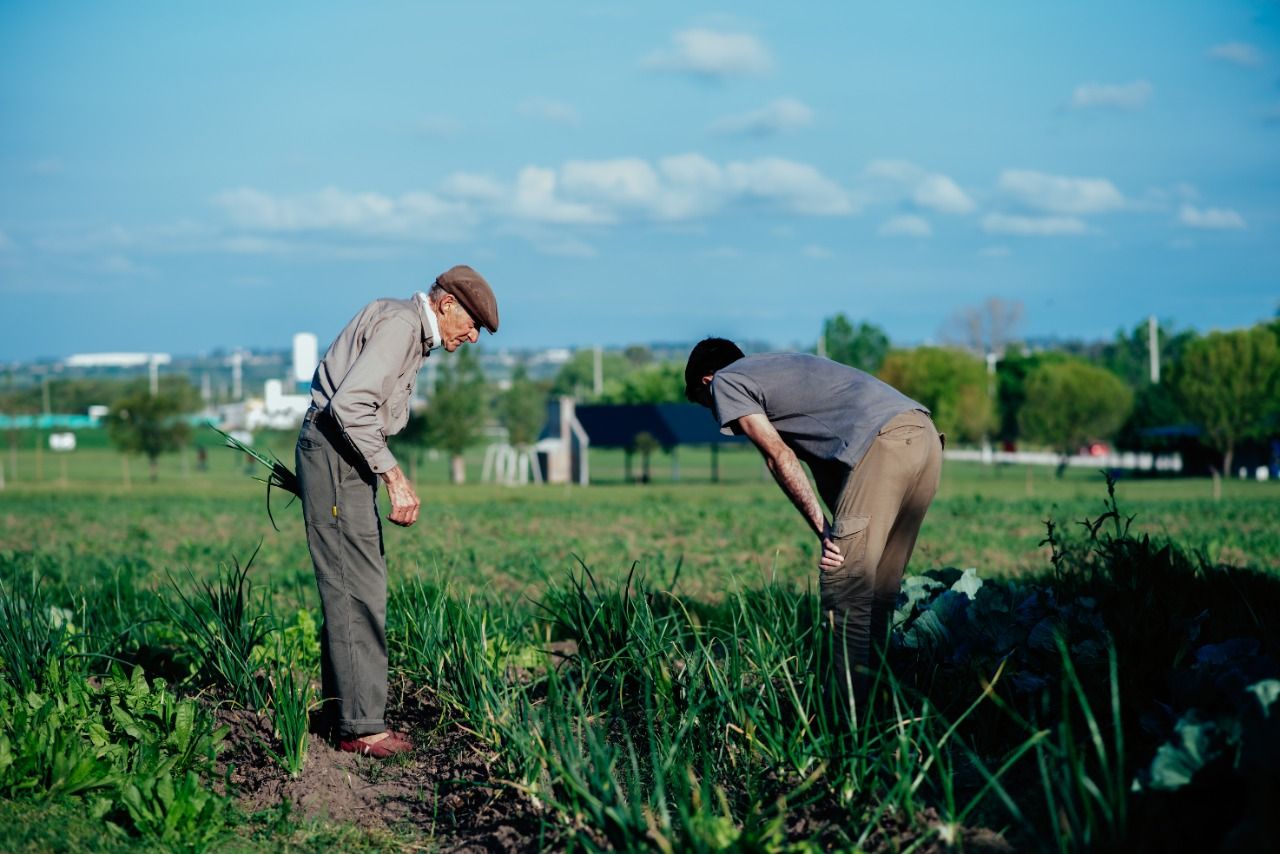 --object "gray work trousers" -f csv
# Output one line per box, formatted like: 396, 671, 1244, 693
821, 409, 943, 718
296, 411, 388, 738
